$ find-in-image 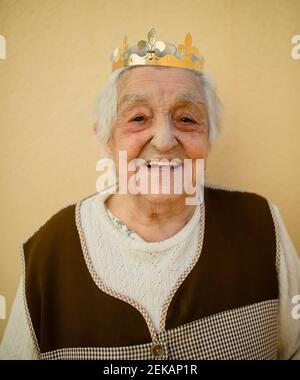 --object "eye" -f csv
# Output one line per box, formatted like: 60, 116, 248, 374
180, 117, 195, 123
132, 115, 145, 122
